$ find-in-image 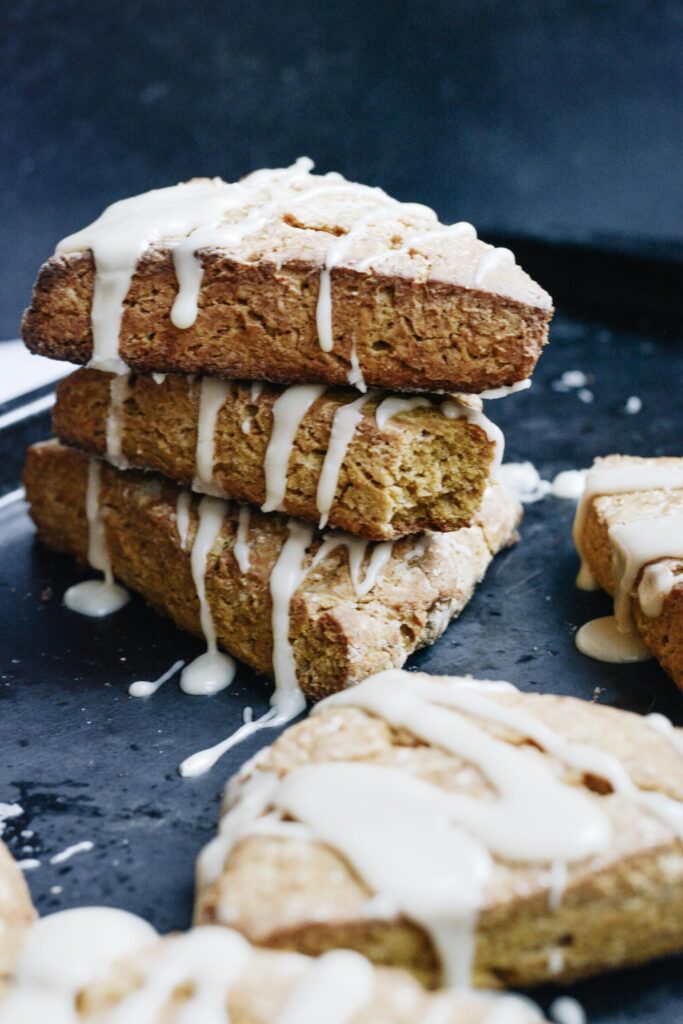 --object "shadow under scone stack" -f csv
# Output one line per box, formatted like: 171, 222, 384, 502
21, 158, 553, 725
